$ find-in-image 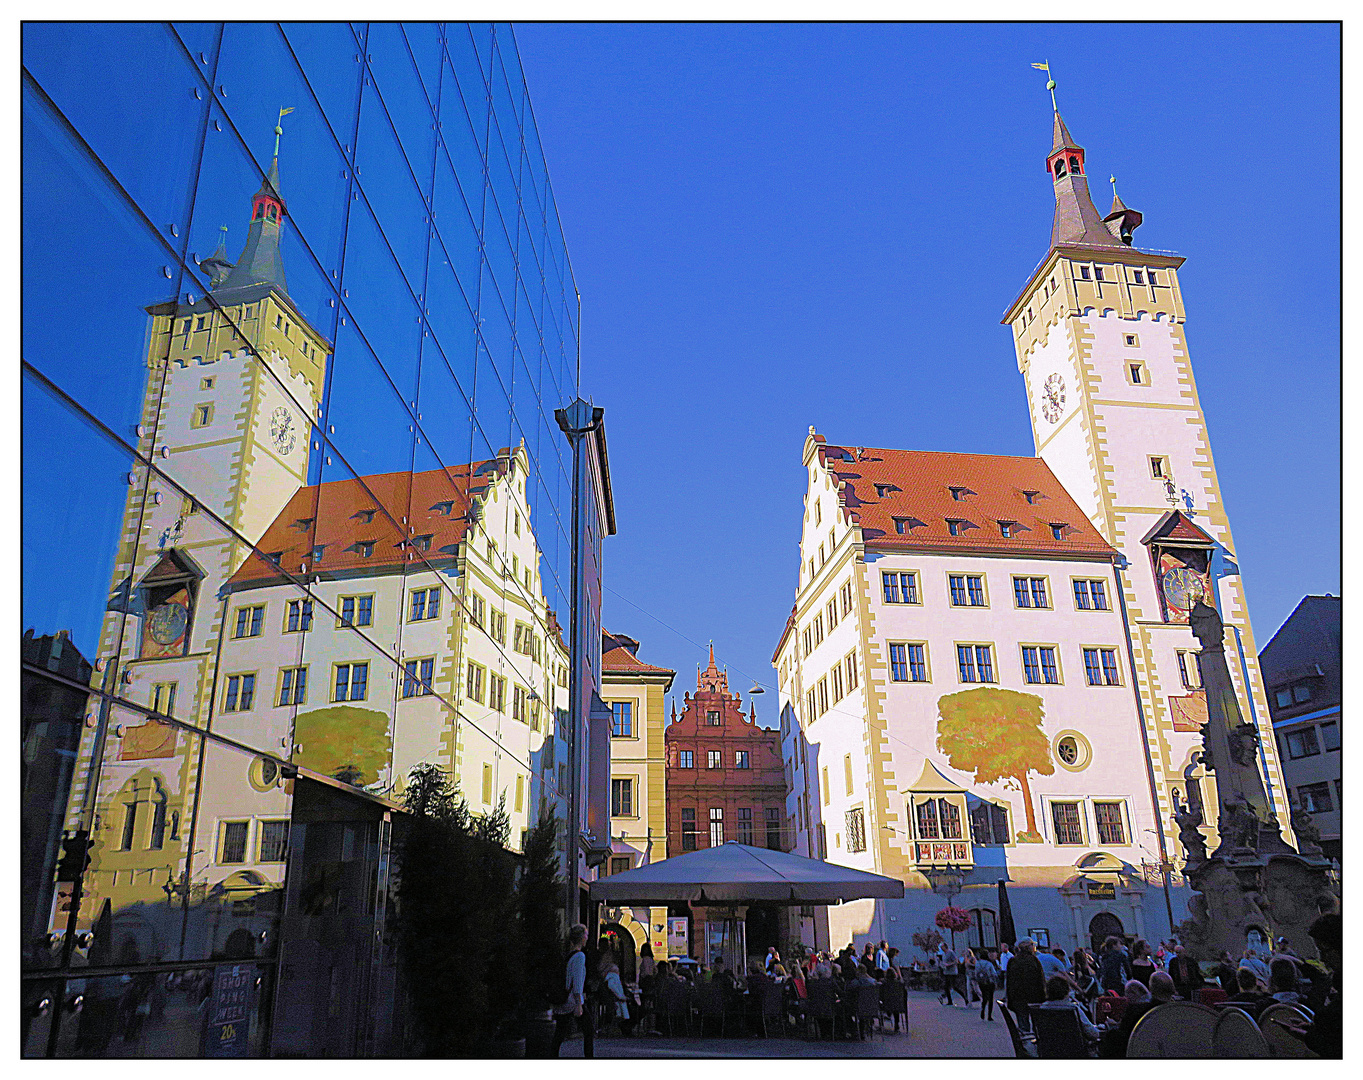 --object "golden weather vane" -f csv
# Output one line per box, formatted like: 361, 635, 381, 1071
273, 106, 295, 158
1032, 61, 1058, 111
